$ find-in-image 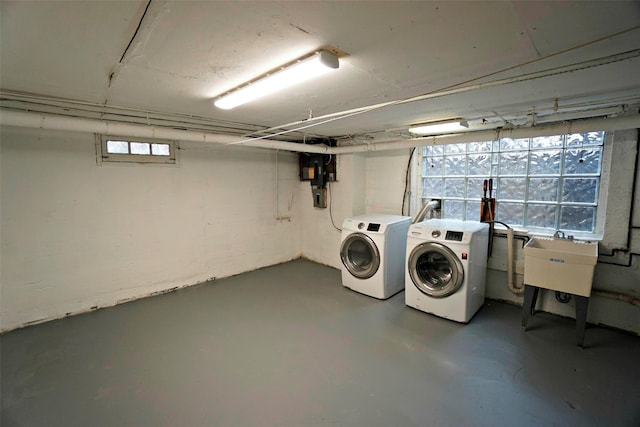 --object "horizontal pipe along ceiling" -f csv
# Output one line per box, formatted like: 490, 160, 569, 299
1, 110, 639, 154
